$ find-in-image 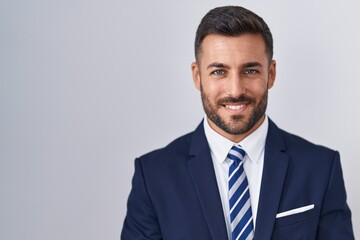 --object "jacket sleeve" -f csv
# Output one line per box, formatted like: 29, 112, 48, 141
121, 158, 162, 240
316, 151, 354, 239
